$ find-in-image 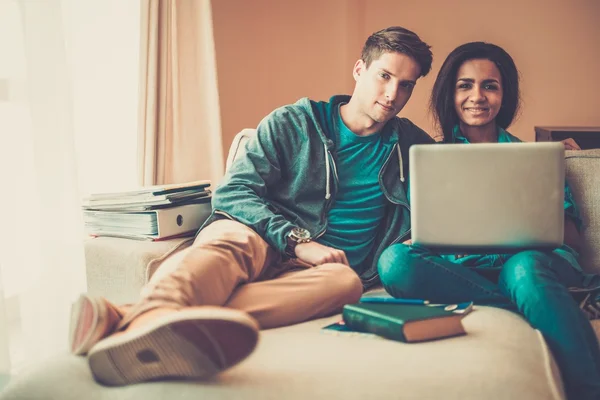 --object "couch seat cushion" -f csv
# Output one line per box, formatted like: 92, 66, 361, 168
1, 306, 564, 400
